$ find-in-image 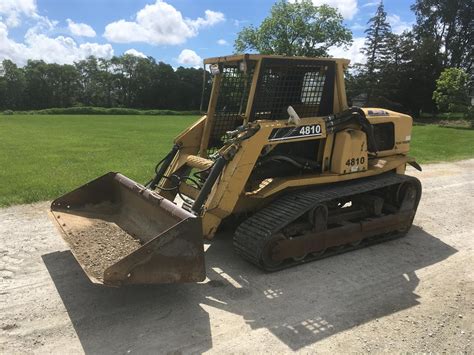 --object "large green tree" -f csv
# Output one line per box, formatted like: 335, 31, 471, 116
175, 67, 208, 110
411, 0, 474, 70
0, 60, 25, 110
75, 56, 109, 107
23, 60, 55, 109
432, 68, 470, 113
406, 0, 473, 113
234, 0, 352, 56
